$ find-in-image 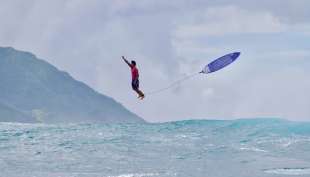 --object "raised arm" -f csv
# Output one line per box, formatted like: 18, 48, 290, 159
122, 56, 132, 68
